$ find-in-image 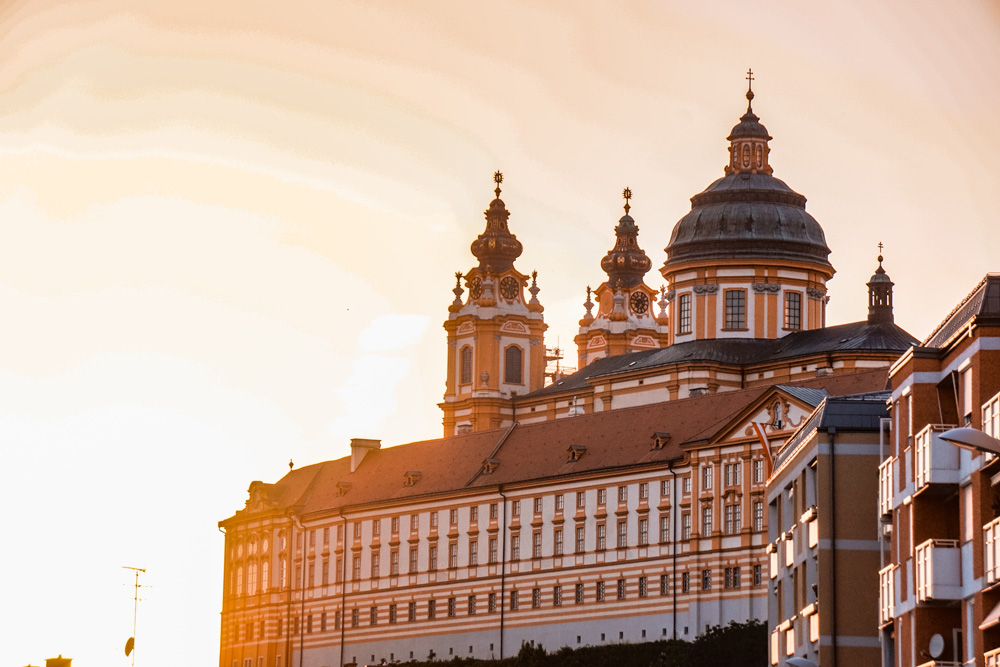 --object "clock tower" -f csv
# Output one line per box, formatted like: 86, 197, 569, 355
575, 188, 670, 369
440, 173, 547, 435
